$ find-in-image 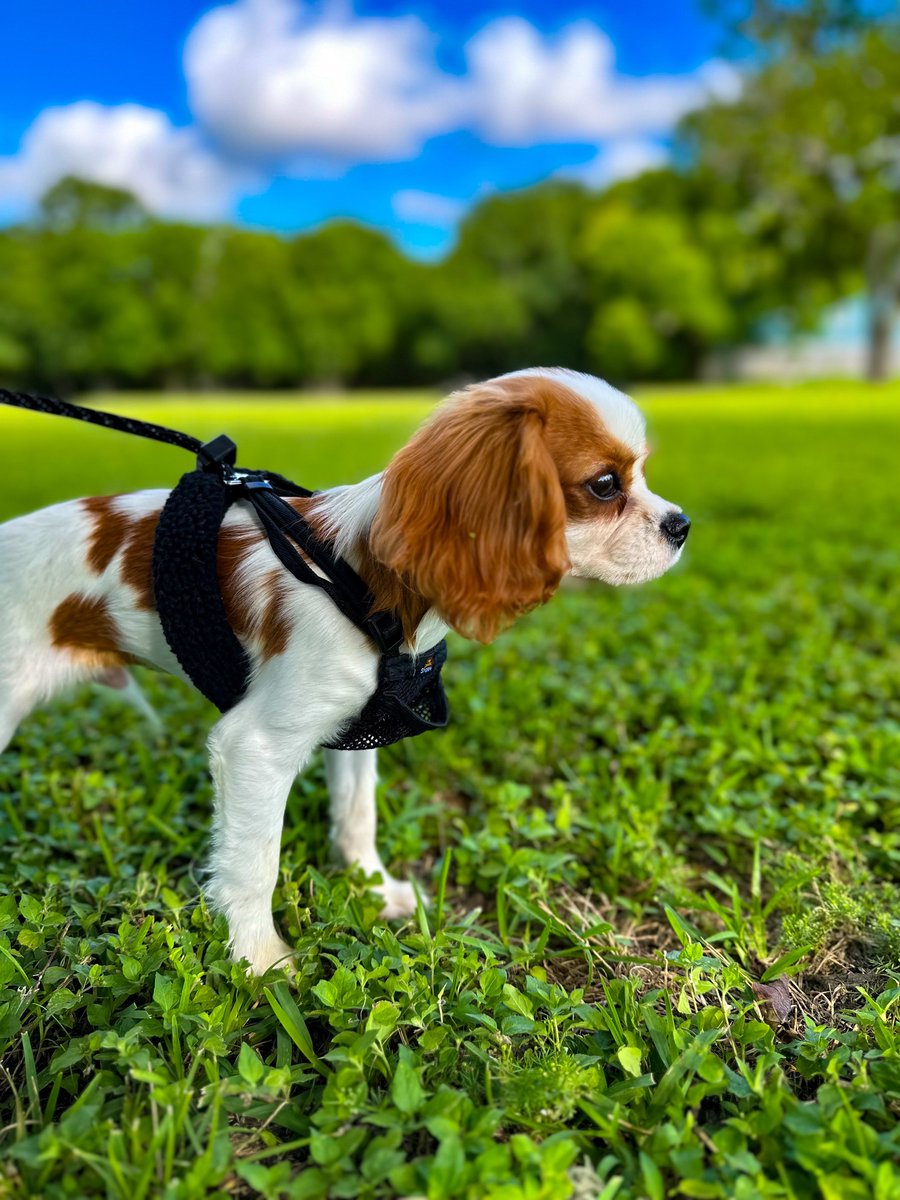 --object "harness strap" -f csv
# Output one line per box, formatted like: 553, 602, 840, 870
0, 388, 405, 657
243, 482, 402, 653
152, 470, 252, 711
